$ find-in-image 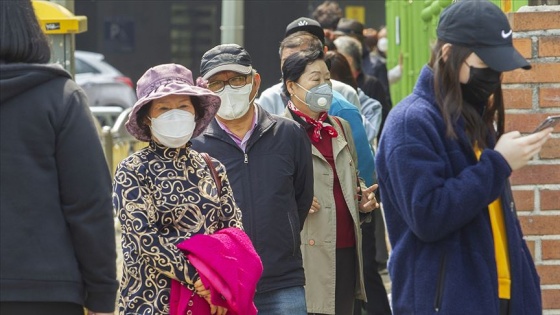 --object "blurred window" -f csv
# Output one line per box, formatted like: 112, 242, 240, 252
76, 58, 100, 74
